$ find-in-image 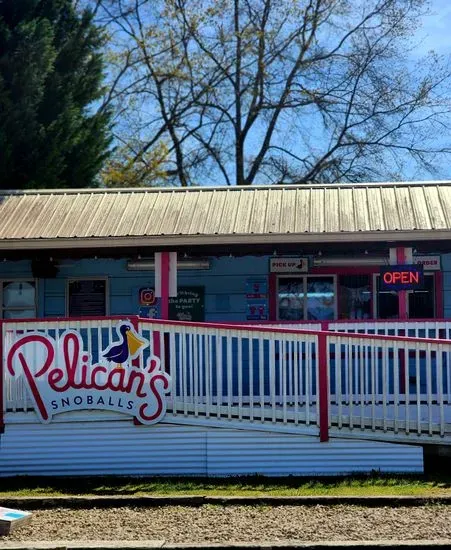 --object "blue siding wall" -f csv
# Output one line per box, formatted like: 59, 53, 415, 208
1, 252, 450, 320
182, 256, 269, 322
441, 253, 451, 318
0, 256, 269, 321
